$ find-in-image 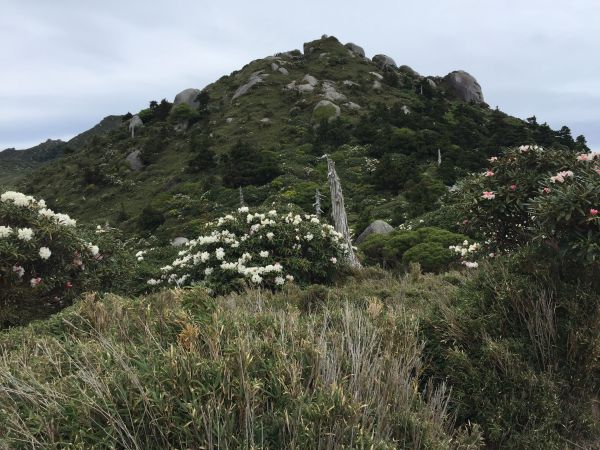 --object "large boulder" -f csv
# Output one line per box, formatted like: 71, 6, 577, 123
321, 81, 346, 102
399, 65, 420, 77
356, 220, 394, 245
125, 150, 143, 171
345, 42, 365, 57
173, 88, 201, 108
442, 70, 484, 103
232, 71, 268, 101
313, 100, 340, 122
372, 54, 397, 70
